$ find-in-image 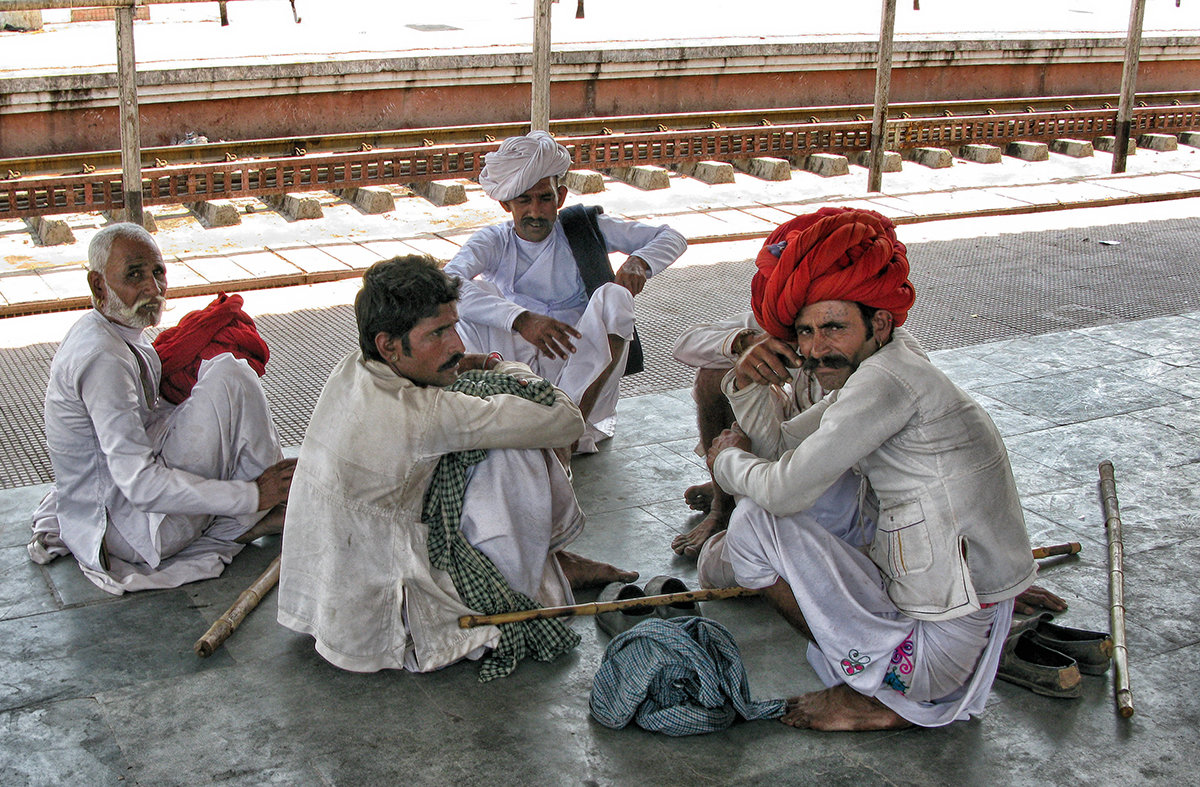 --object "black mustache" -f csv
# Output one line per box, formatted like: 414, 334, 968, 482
801, 354, 852, 371
440, 353, 464, 371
